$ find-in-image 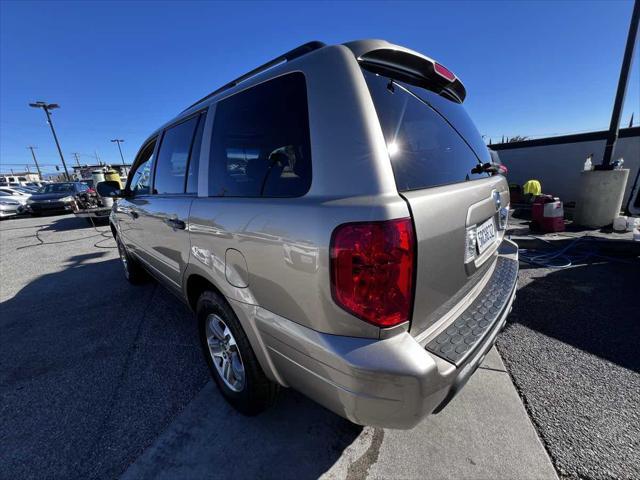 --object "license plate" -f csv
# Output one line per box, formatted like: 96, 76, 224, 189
476, 217, 497, 255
